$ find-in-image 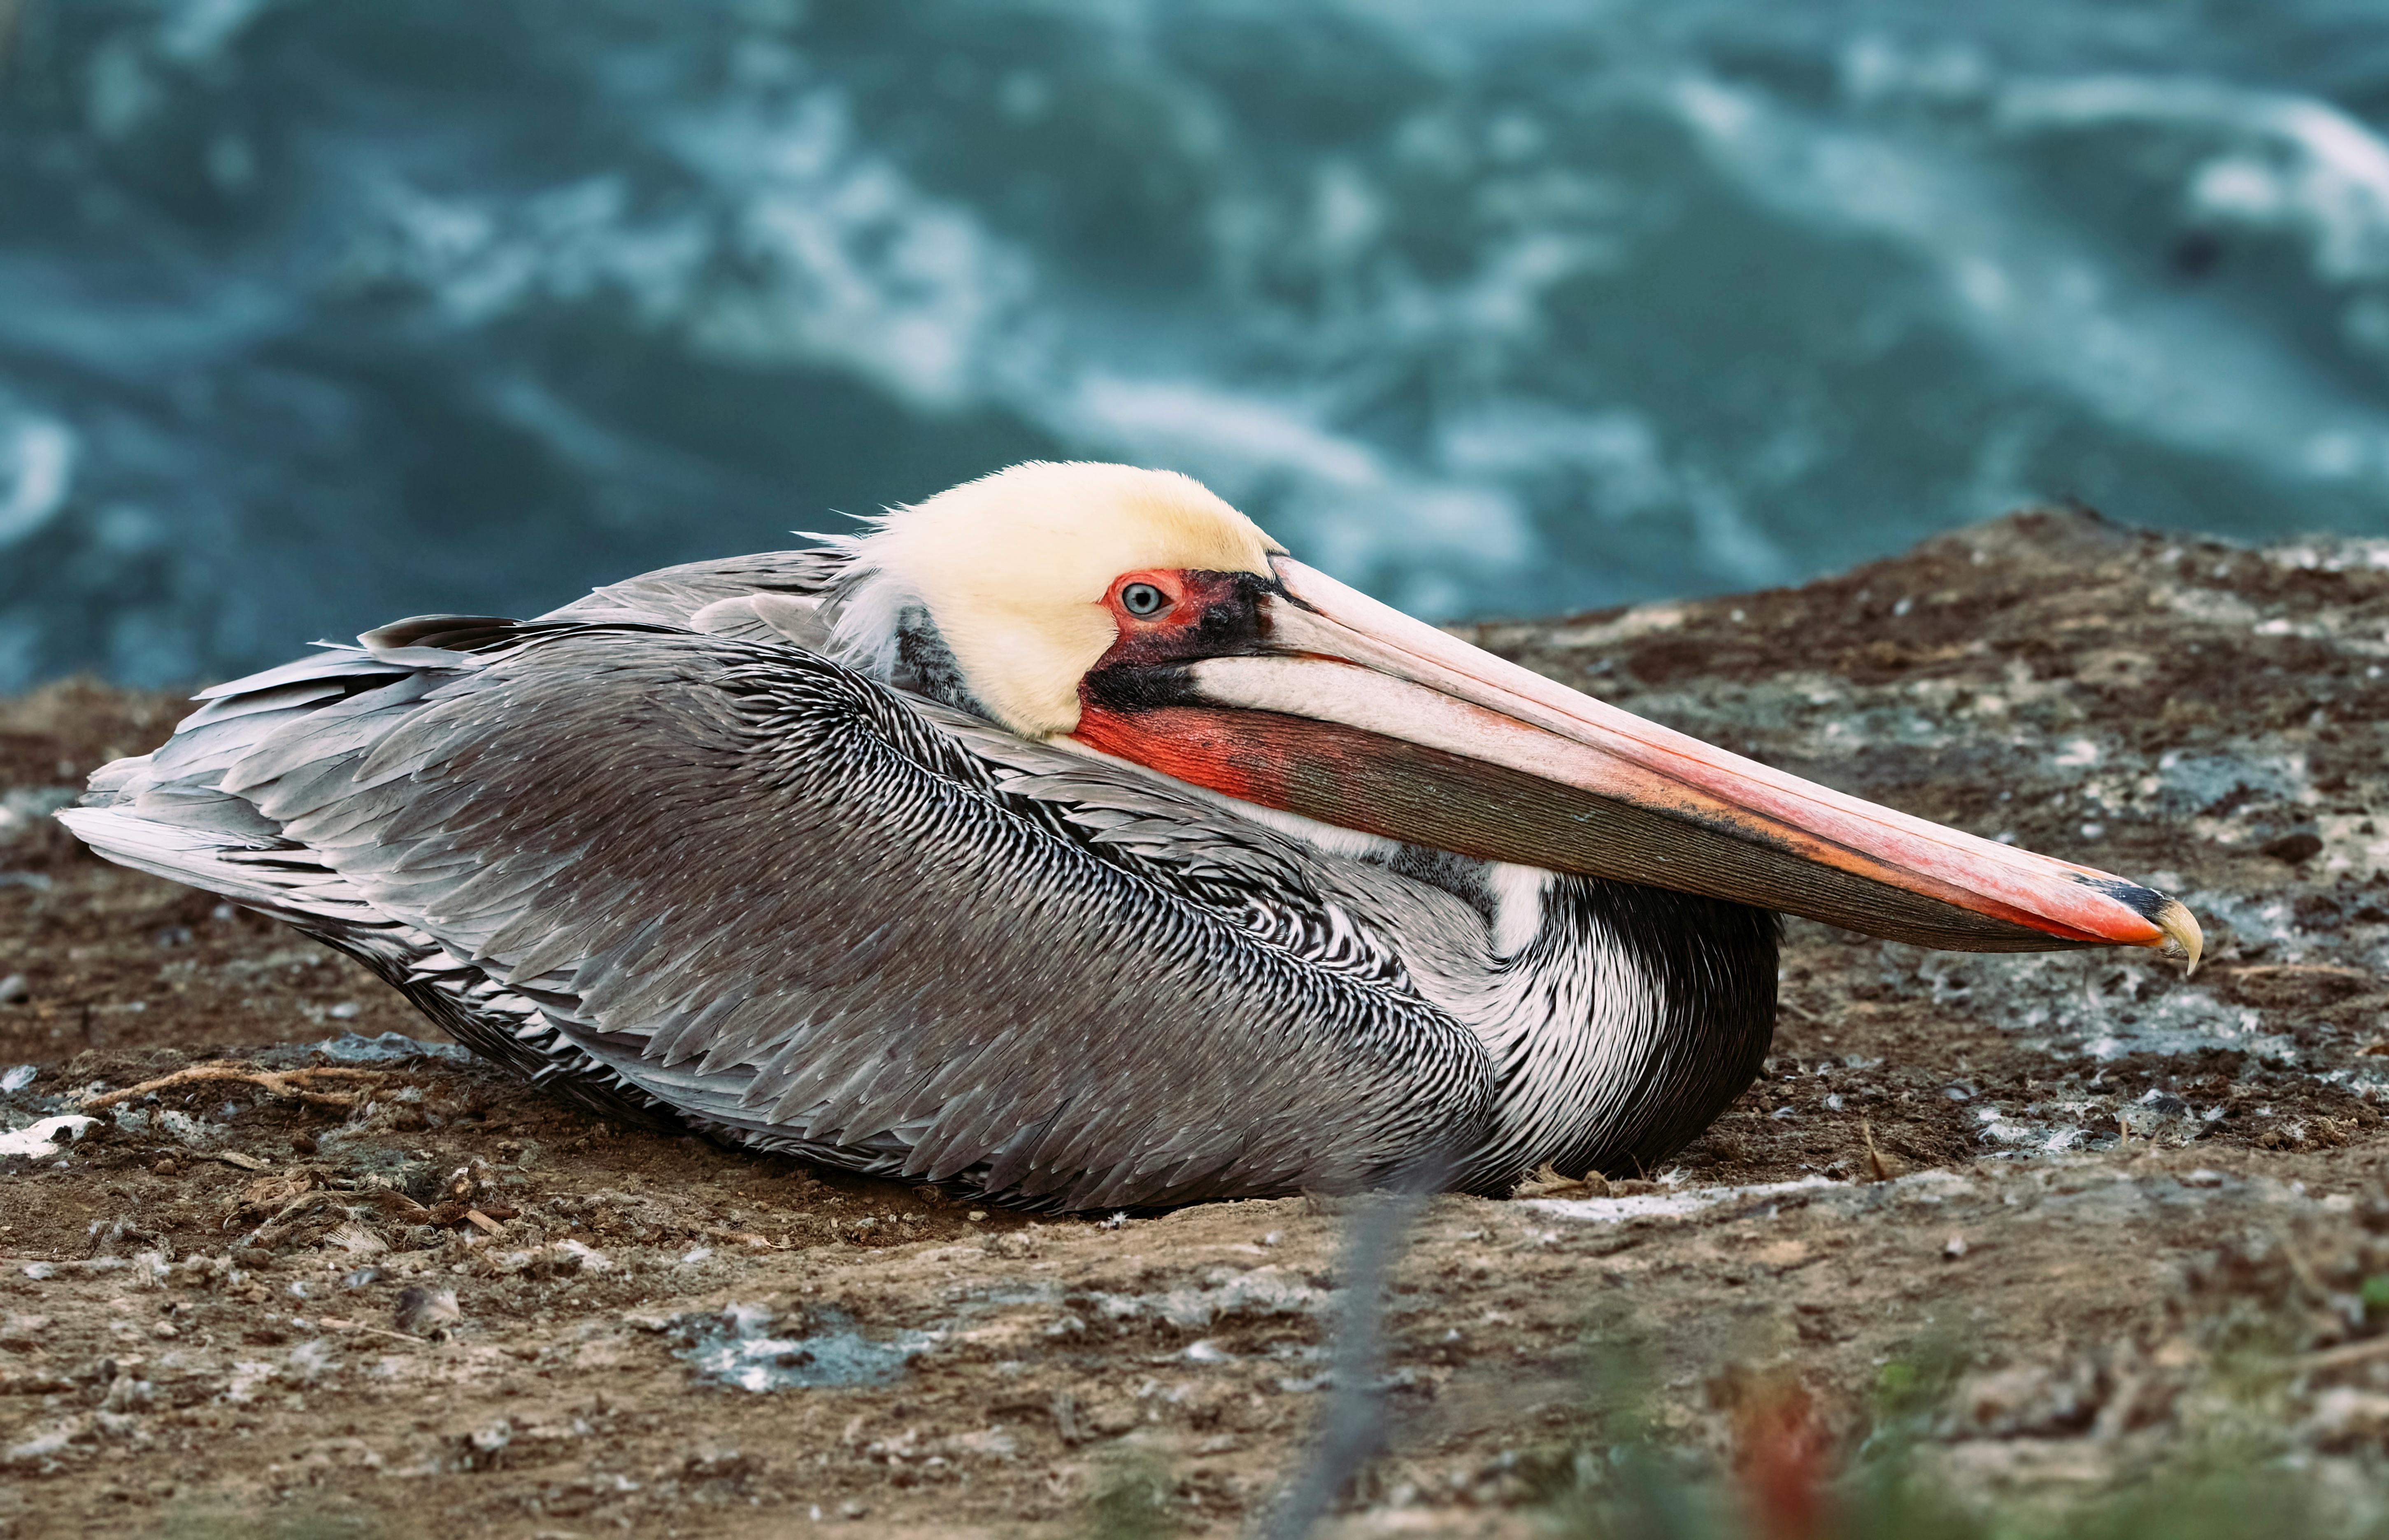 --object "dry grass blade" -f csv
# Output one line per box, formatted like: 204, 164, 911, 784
1862, 1119, 1898, 1182
76, 1061, 395, 1111
354, 1187, 434, 1222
